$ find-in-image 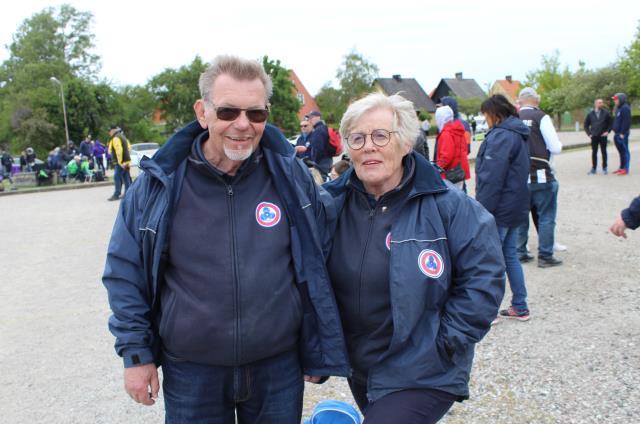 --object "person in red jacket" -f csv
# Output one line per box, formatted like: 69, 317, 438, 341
434, 105, 470, 190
